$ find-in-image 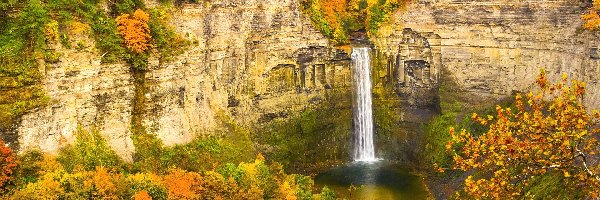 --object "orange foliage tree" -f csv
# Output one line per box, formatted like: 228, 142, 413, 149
133, 190, 152, 200
445, 71, 600, 198
0, 139, 17, 193
320, 0, 347, 28
116, 9, 152, 53
92, 167, 121, 198
163, 169, 203, 199
320, 0, 348, 42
